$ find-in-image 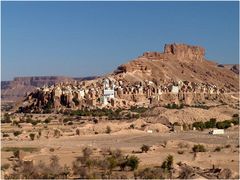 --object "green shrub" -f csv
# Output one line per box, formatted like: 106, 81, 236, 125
44, 118, 52, 124
164, 103, 183, 109
106, 126, 111, 134
13, 149, 20, 158
31, 121, 39, 126
68, 121, 73, 125
1, 113, 11, 123
13, 131, 22, 137
230, 119, 239, 125
3, 133, 9, 137
216, 120, 231, 129
127, 155, 139, 170
29, 133, 35, 141
225, 144, 231, 148
161, 155, 173, 172
177, 150, 184, 154
141, 144, 150, 153
232, 114, 239, 118
214, 146, 221, 152
192, 144, 206, 152
205, 118, 216, 128
192, 121, 205, 130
